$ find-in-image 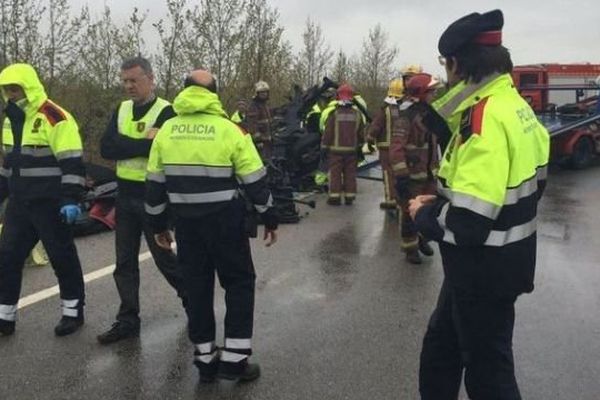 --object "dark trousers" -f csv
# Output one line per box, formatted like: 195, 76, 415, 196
114, 195, 185, 327
396, 179, 436, 250
419, 280, 522, 400
175, 200, 256, 346
328, 153, 357, 198
0, 199, 85, 313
